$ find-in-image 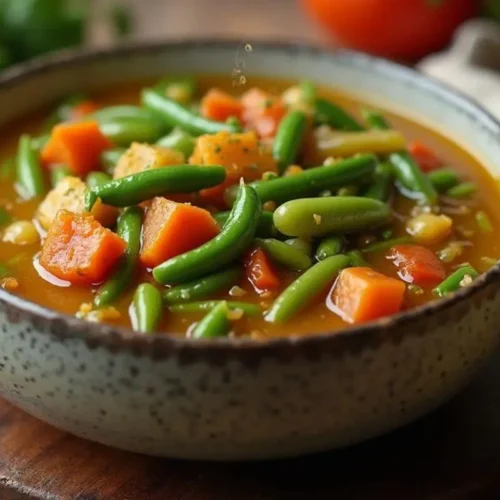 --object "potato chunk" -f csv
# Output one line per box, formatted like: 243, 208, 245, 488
113, 142, 185, 179
36, 176, 117, 230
